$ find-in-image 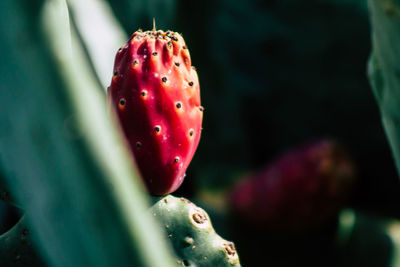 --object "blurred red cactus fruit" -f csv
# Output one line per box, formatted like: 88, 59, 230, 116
108, 29, 203, 196
229, 140, 356, 230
